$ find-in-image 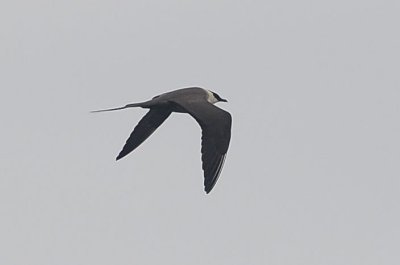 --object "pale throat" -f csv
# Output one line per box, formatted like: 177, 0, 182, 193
205, 90, 218, 104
